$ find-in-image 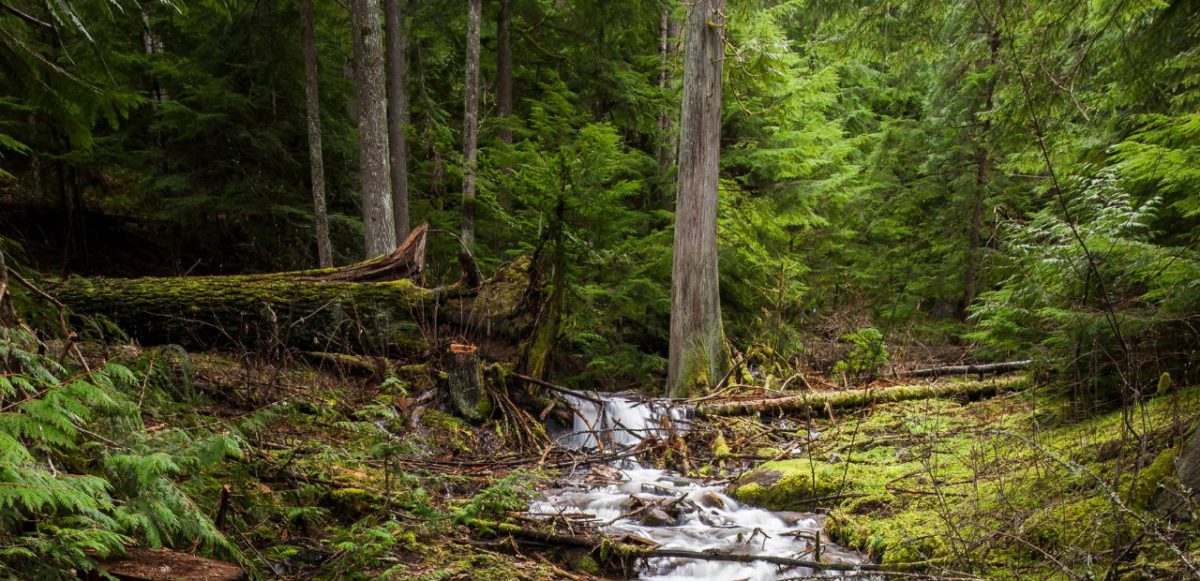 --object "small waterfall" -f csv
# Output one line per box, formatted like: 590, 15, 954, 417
533, 393, 869, 580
